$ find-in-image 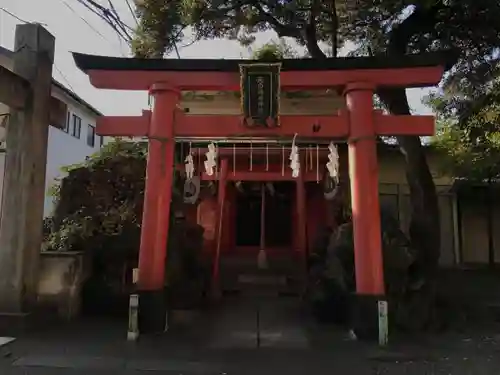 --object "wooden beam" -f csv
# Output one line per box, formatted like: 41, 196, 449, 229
0, 24, 56, 312
0, 65, 29, 110
96, 111, 435, 139
201, 170, 322, 182
191, 147, 332, 156
96, 112, 350, 139
0, 64, 67, 129
48, 97, 67, 129
0, 97, 68, 130
374, 113, 434, 136
176, 113, 350, 138
88, 65, 445, 91
96, 110, 151, 137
